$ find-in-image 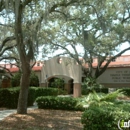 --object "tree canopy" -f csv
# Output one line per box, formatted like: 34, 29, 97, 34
0, 0, 130, 114
42, 0, 130, 78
